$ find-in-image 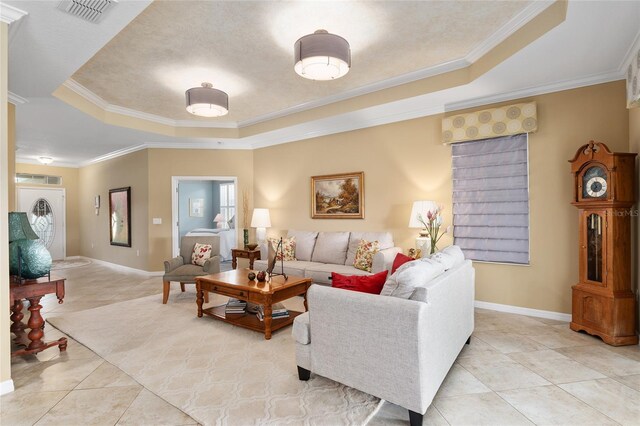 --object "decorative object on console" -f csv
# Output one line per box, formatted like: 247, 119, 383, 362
294, 29, 351, 81
569, 141, 637, 346
213, 213, 225, 228
406, 249, 421, 260
8, 212, 52, 281
251, 208, 271, 246
109, 187, 131, 247
311, 172, 364, 219
185, 82, 229, 117
242, 190, 250, 248
409, 201, 450, 255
